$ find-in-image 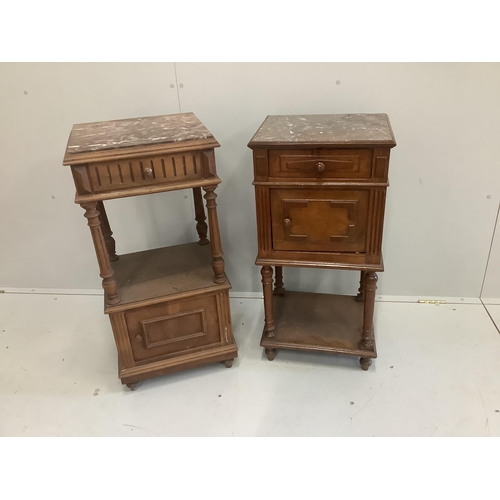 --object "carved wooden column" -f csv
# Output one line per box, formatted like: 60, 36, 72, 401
356, 271, 367, 302
193, 187, 209, 245
359, 271, 377, 370
261, 266, 276, 360
274, 266, 285, 296
203, 186, 226, 284
96, 201, 118, 261
82, 202, 120, 305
